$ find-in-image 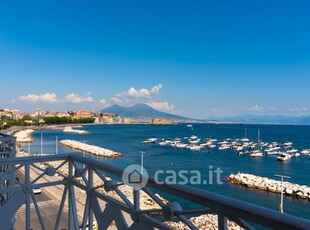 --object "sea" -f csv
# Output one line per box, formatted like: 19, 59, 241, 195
24, 123, 310, 220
